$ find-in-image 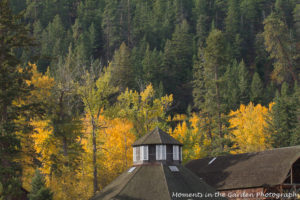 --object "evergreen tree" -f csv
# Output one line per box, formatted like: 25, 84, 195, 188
192, 47, 206, 110
225, 0, 240, 39
0, 0, 37, 198
224, 60, 240, 111
102, 0, 126, 60
110, 42, 134, 91
238, 60, 250, 104
28, 170, 53, 200
202, 29, 228, 153
151, 0, 175, 49
194, 0, 211, 45
162, 20, 193, 112
250, 72, 264, 104
263, 12, 297, 84
270, 83, 298, 147
142, 45, 162, 88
